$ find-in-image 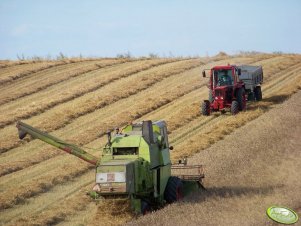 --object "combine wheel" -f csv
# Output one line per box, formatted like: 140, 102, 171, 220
236, 88, 246, 111
254, 86, 262, 101
164, 176, 183, 203
141, 201, 150, 215
231, 101, 239, 115
201, 100, 210, 116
